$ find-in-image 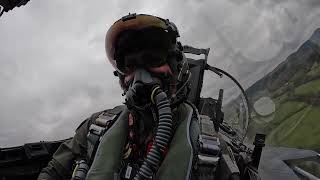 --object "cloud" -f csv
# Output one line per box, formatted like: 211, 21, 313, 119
0, 0, 320, 147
